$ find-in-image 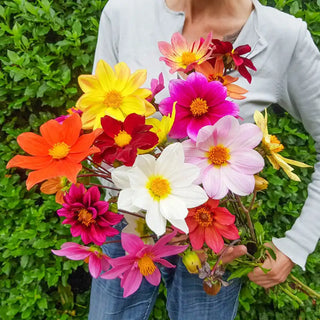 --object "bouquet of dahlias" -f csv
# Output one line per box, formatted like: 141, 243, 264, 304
7, 31, 319, 304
